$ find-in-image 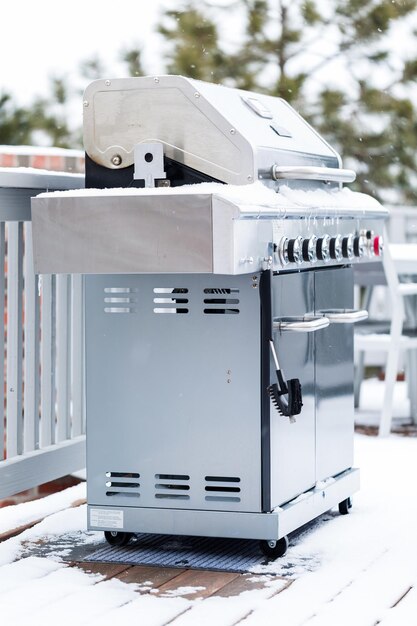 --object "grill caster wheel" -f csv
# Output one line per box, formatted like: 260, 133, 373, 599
260, 536, 289, 559
104, 531, 133, 547
338, 497, 352, 515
